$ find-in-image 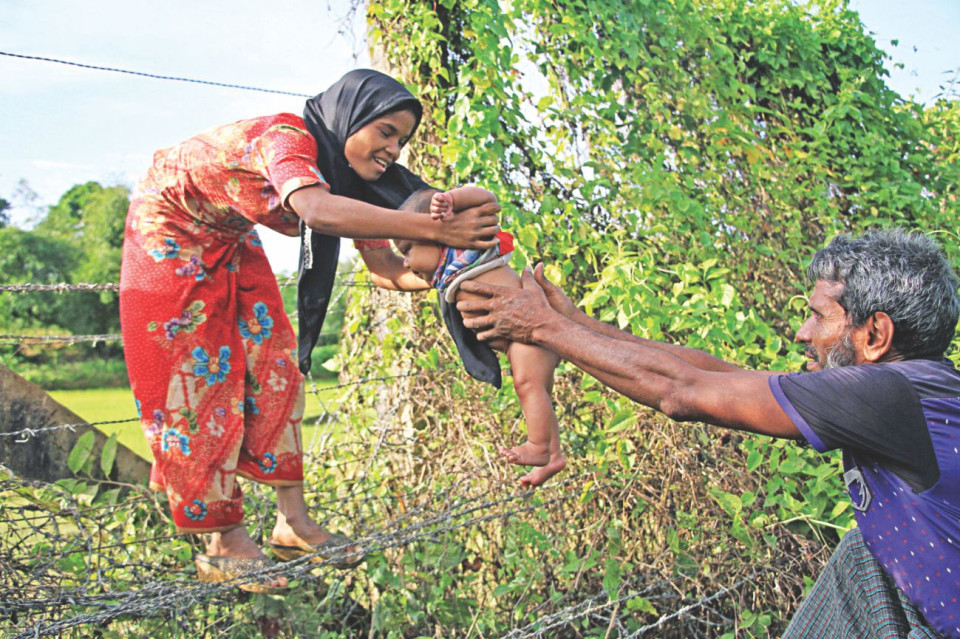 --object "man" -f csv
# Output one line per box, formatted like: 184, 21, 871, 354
457, 228, 960, 638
